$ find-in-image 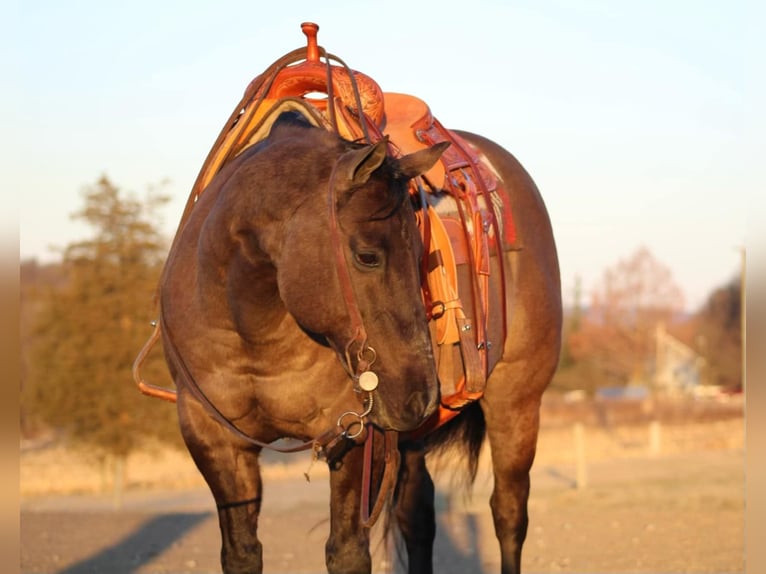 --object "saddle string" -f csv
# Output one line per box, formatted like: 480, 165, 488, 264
431, 122, 509, 345
451, 181, 489, 372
